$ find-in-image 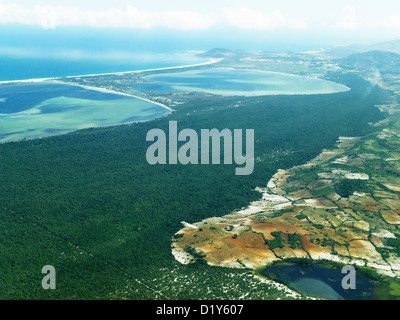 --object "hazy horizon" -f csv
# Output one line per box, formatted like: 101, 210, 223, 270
0, 1, 399, 58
